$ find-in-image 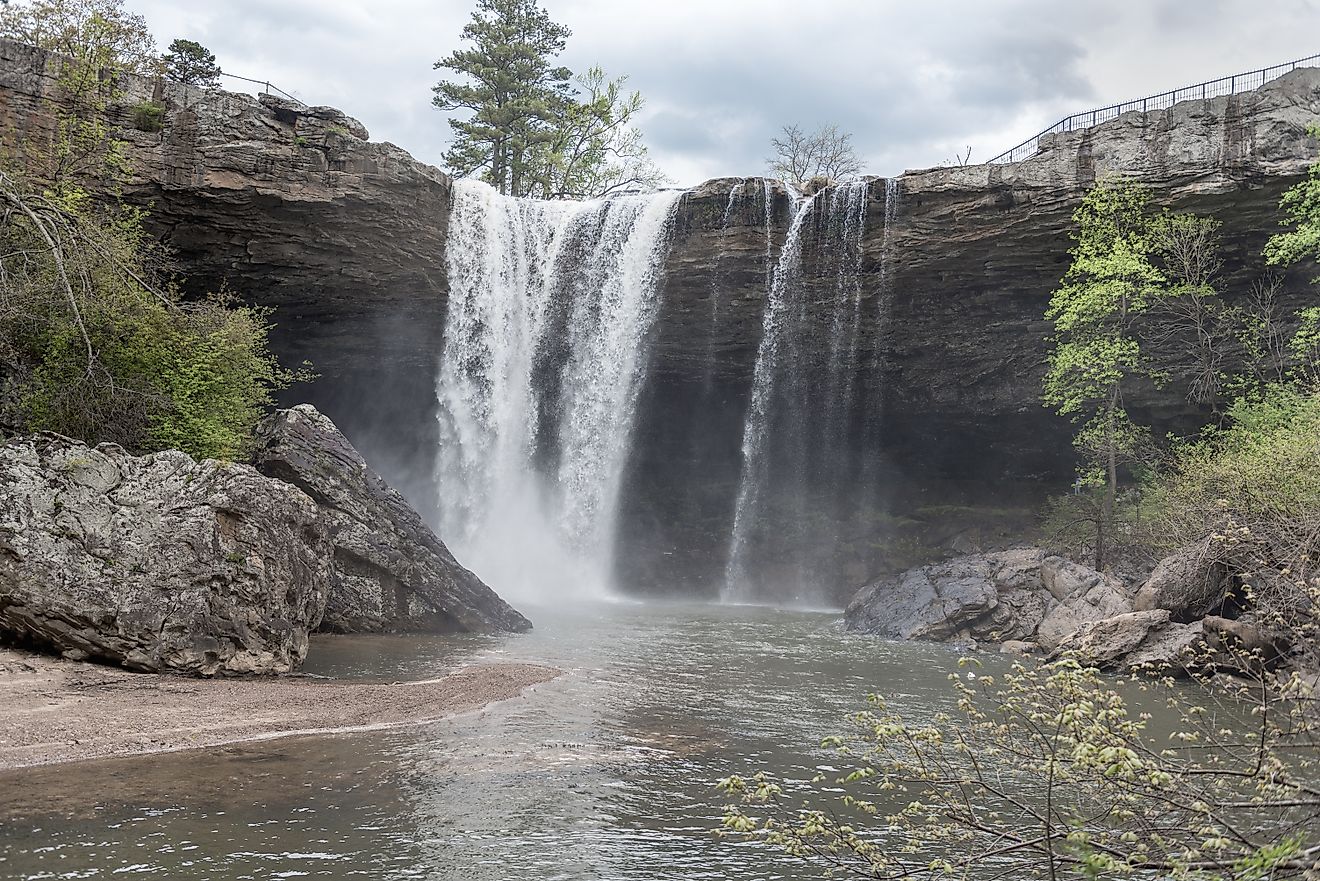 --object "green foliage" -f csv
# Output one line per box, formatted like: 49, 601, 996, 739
1141, 385, 1320, 555
0, 177, 301, 461
161, 37, 220, 88
521, 65, 668, 199
0, 0, 158, 75
1264, 123, 1320, 273
130, 100, 163, 132
1044, 181, 1166, 567
719, 658, 1320, 879
433, 0, 666, 198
